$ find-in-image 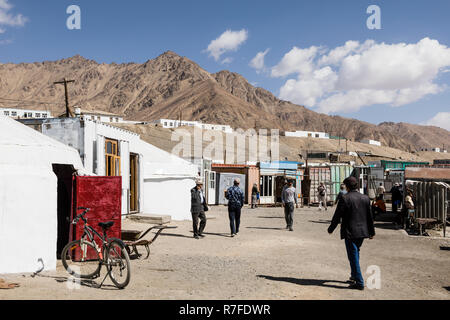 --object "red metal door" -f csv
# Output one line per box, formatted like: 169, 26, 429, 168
71, 176, 122, 254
